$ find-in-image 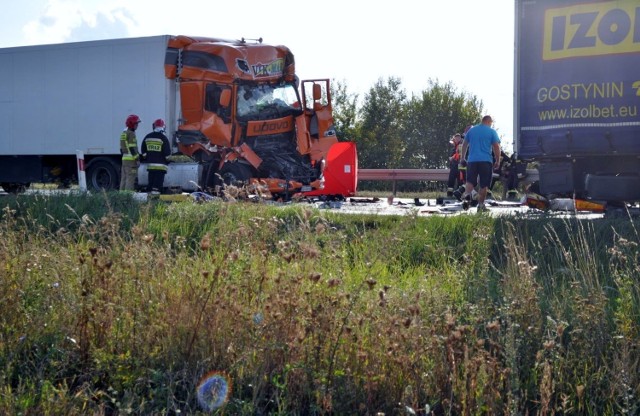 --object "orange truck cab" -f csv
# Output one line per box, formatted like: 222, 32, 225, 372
164, 35, 357, 199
